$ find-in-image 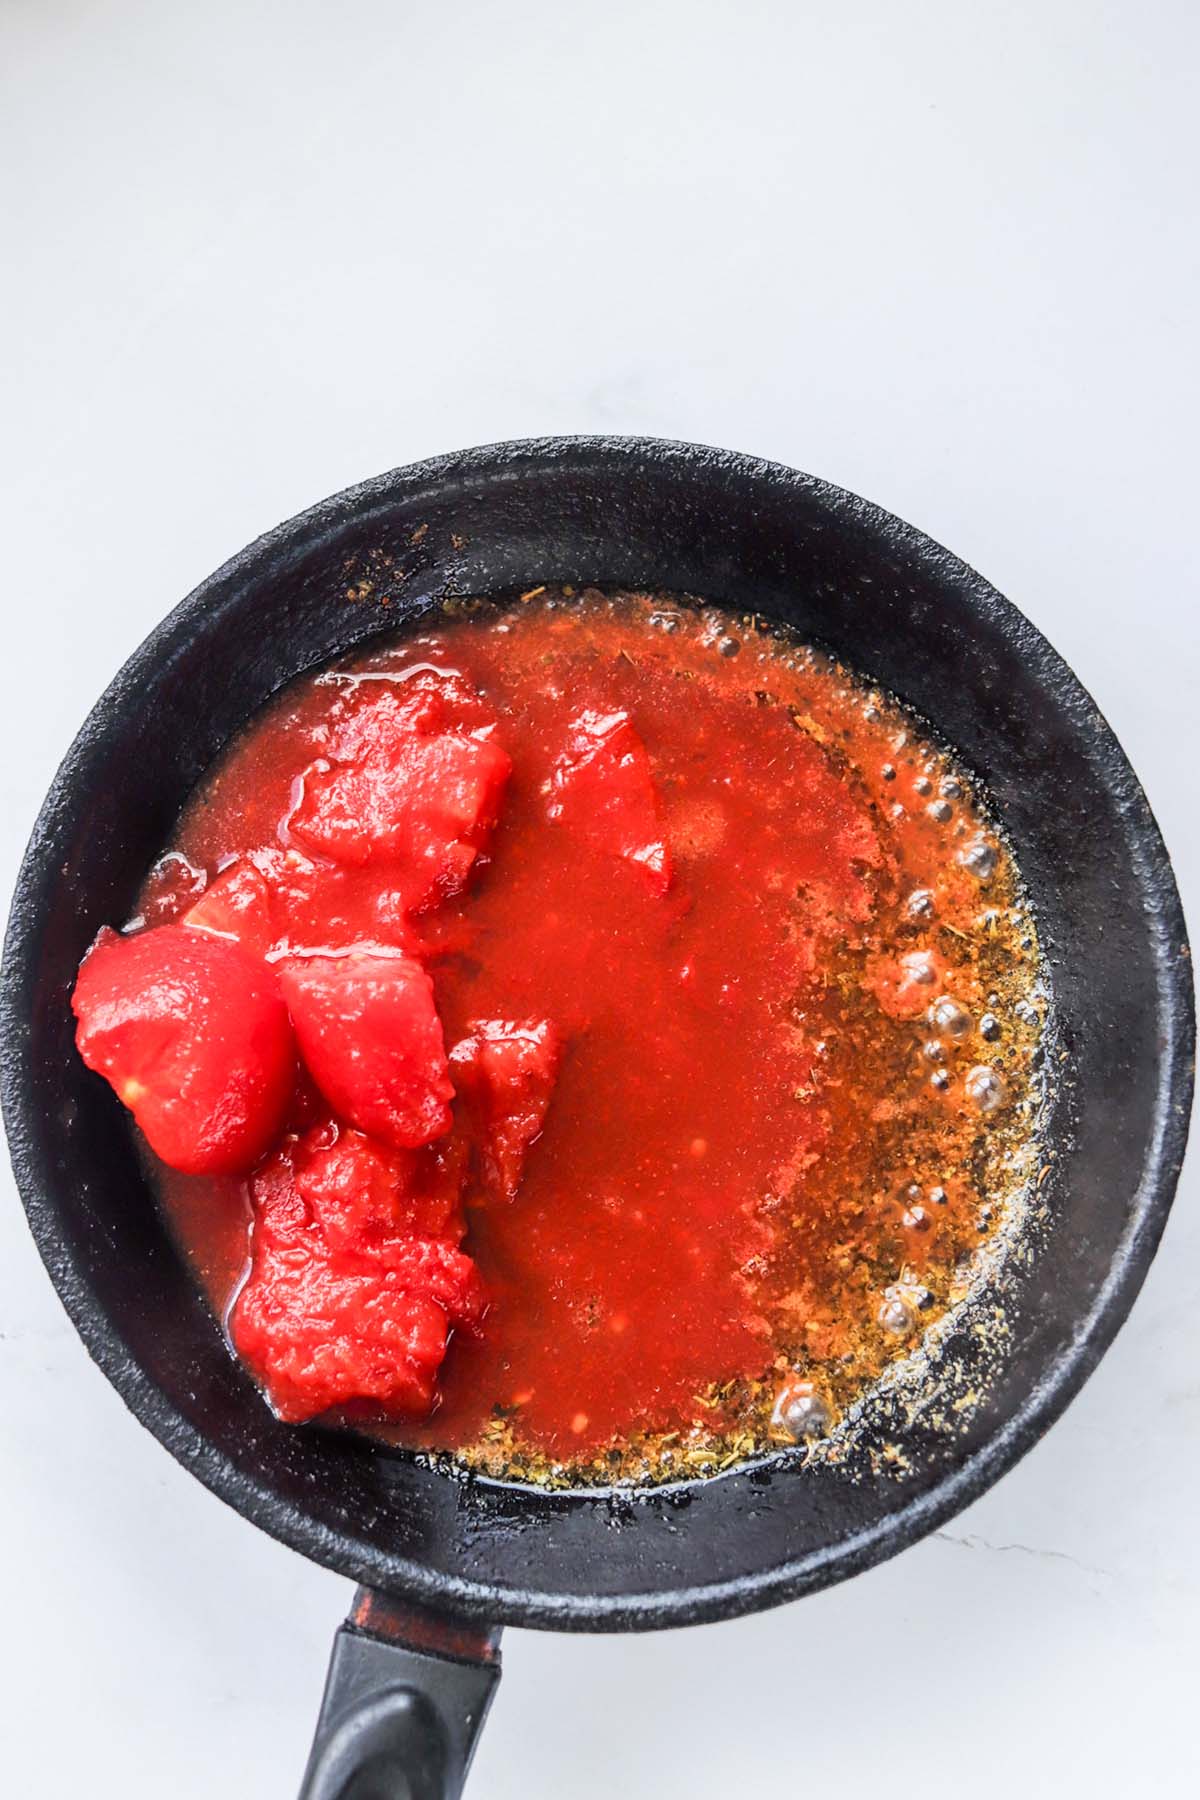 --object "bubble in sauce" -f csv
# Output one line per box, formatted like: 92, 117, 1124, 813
960, 840, 998, 880
902, 950, 938, 986
965, 1065, 1006, 1113
878, 1292, 916, 1335
929, 996, 972, 1039
772, 1379, 832, 1439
